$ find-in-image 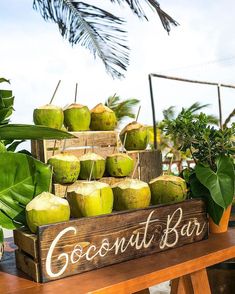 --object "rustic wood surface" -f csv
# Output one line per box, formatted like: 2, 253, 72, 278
52, 149, 162, 197
31, 131, 119, 163
1, 230, 235, 293
13, 199, 208, 282
128, 149, 162, 182
13, 229, 38, 260
52, 177, 129, 197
